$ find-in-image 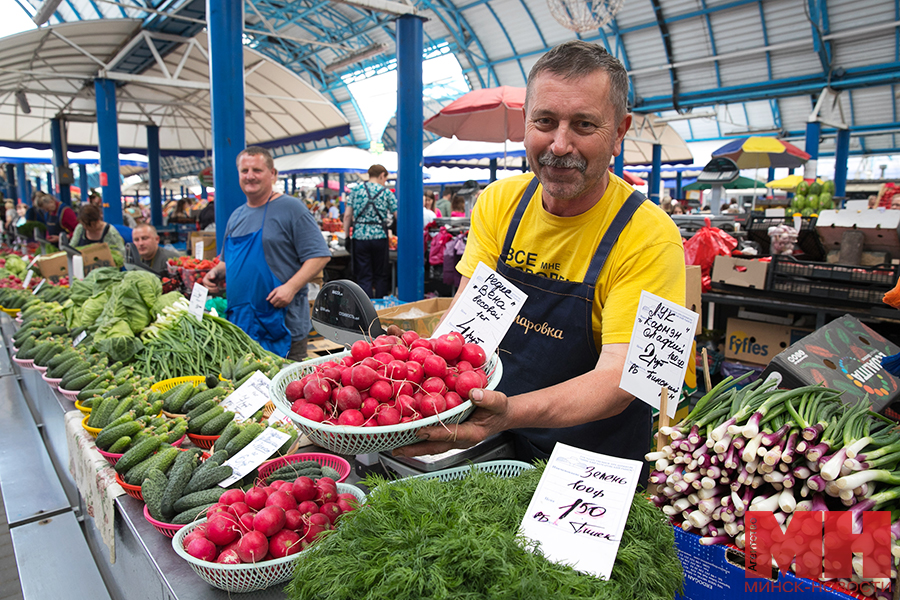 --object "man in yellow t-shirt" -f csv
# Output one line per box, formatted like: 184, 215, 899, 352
394, 40, 686, 467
